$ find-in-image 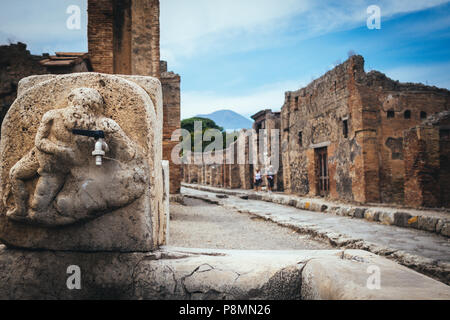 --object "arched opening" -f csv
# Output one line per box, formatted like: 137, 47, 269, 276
420, 111, 427, 119
404, 110, 411, 119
